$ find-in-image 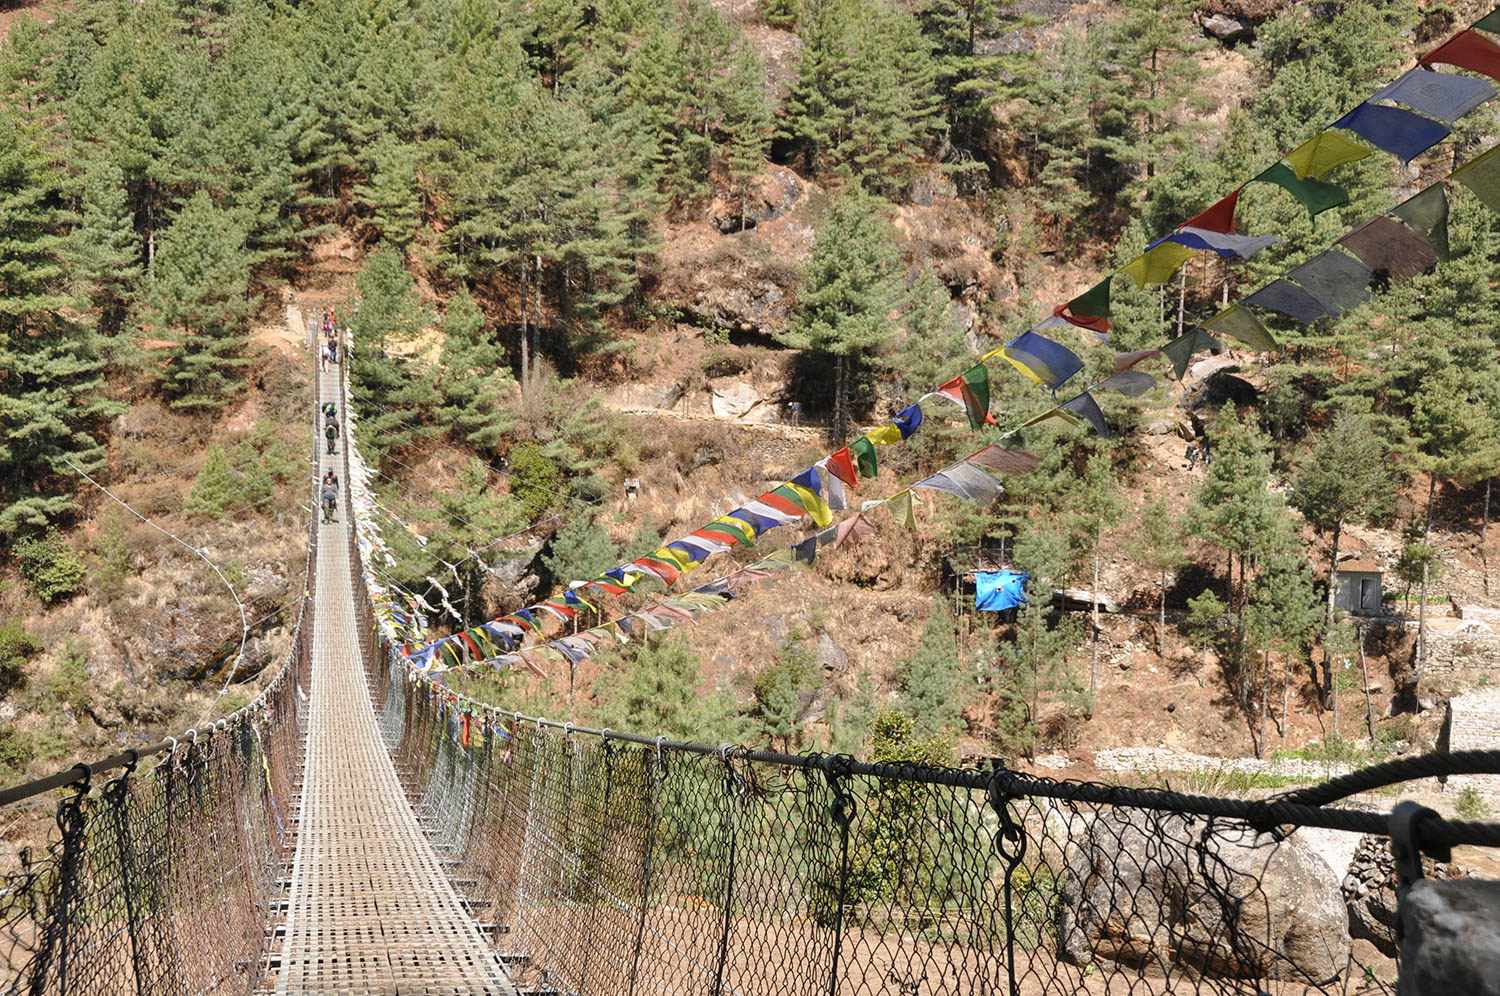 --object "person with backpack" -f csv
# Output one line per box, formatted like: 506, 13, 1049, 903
324, 419, 339, 455
321, 481, 338, 523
